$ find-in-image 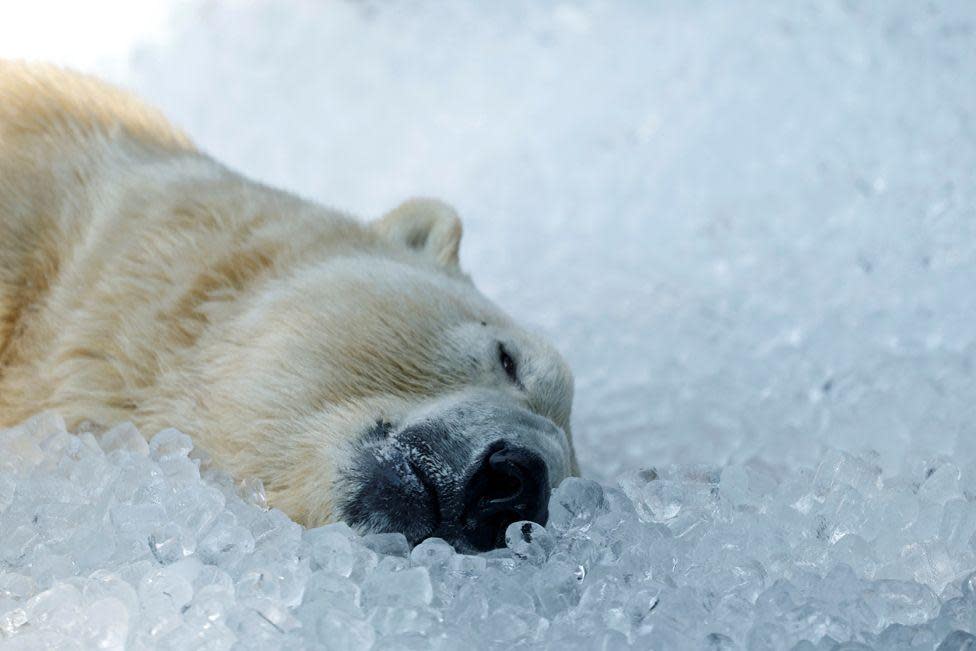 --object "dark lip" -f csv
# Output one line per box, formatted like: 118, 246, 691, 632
335, 422, 451, 546
406, 455, 442, 533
